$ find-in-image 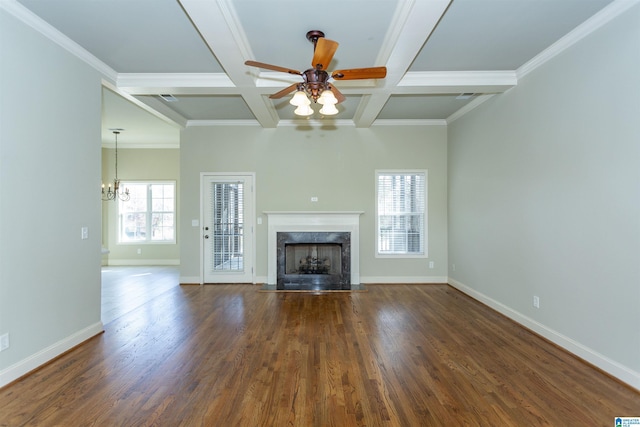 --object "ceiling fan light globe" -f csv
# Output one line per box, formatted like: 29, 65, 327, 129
319, 103, 339, 115
318, 90, 338, 105
294, 104, 314, 116
290, 91, 310, 106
